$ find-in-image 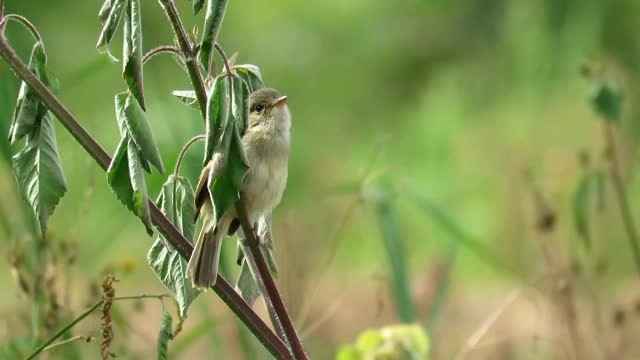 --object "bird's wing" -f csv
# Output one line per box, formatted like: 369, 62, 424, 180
194, 154, 225, 222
